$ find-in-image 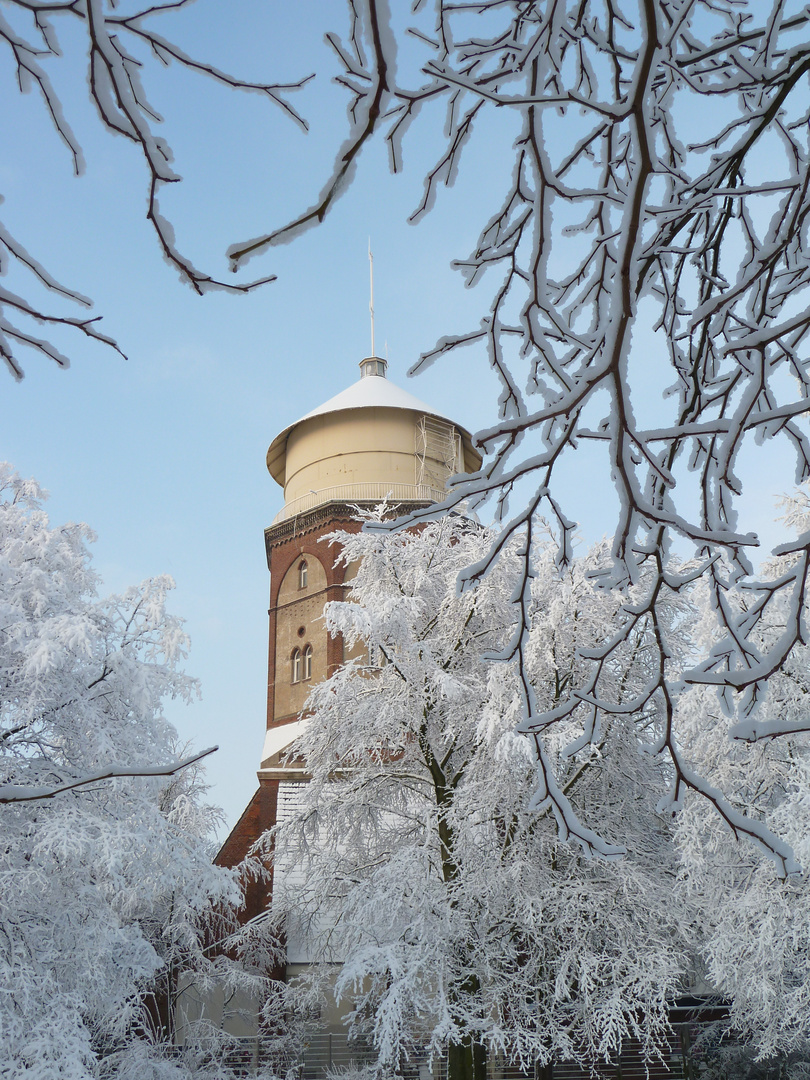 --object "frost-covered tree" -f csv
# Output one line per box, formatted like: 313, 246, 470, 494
0, 465, 266, 1079
271, 513, 698, 1080
693, 1040, 810, 1080
671, 490, 810, 1061
228, 1, 810, 870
